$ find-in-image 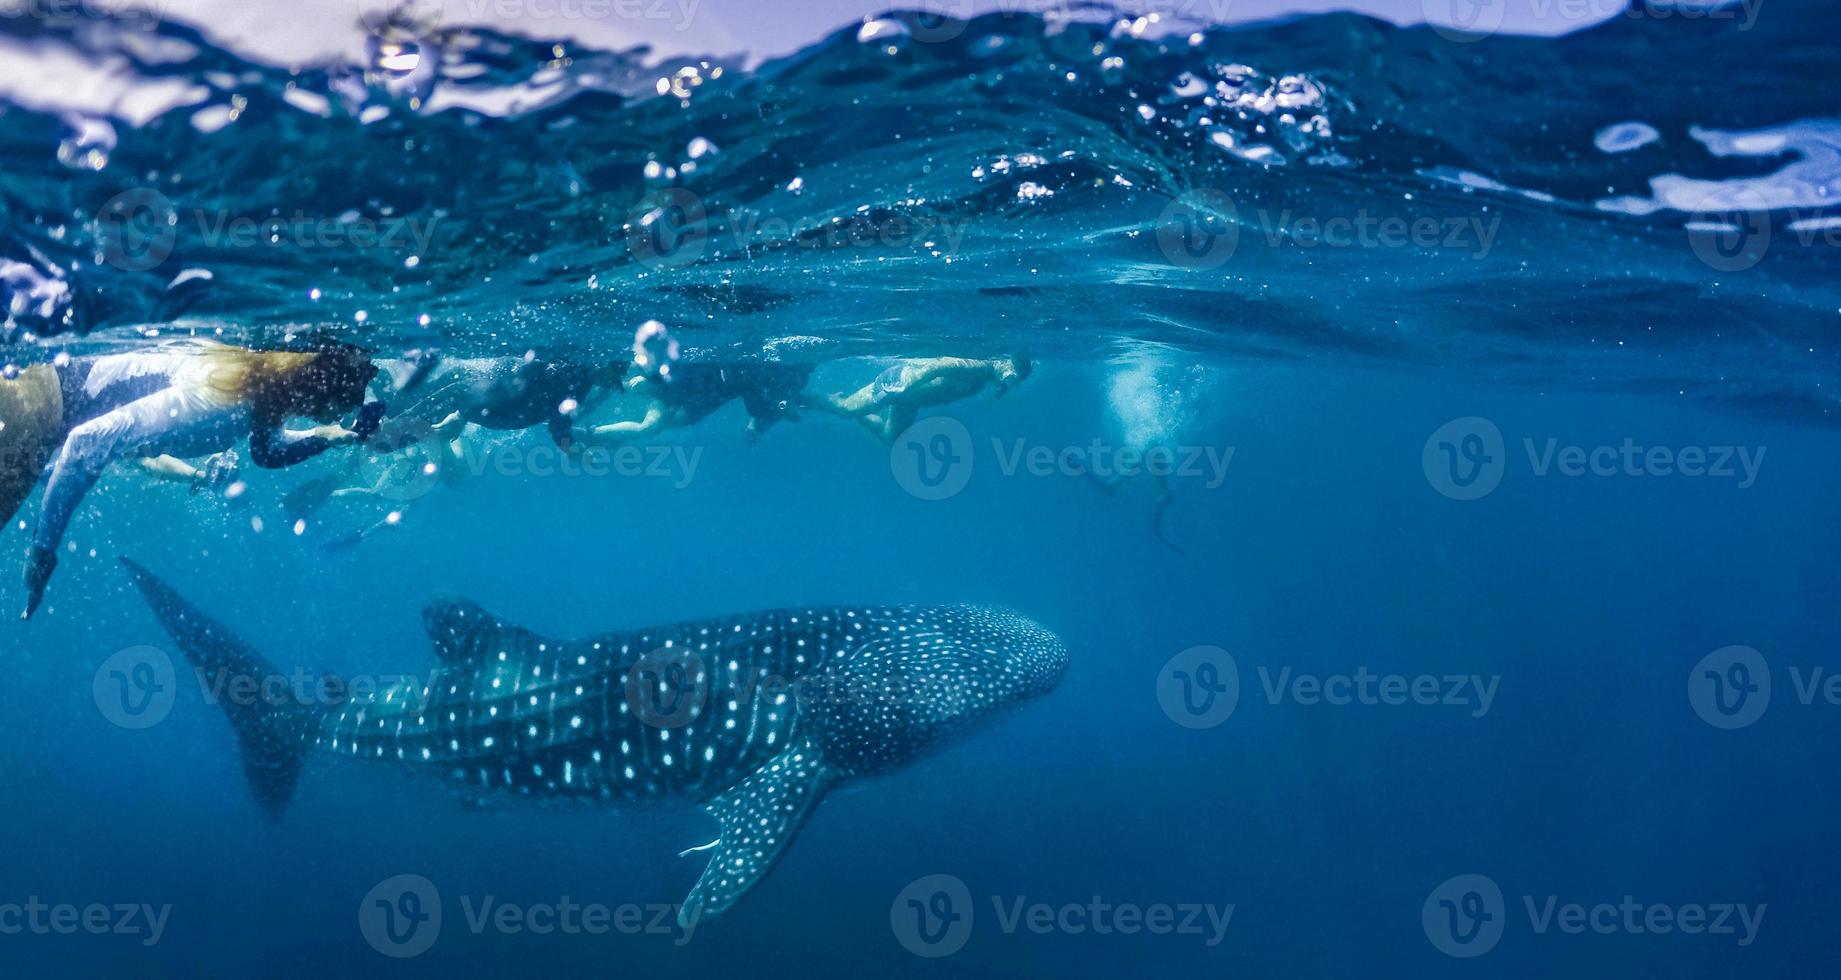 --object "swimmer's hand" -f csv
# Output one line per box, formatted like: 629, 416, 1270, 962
353, 401, 388, 441
312, 425, 362, 446
316, 402, 387, 446
193, 451, 241, 495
